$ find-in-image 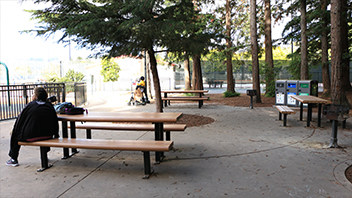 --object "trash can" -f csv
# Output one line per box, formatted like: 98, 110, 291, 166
286, 80, 299, 106
275, 80, 286, 105
298, 80, 318, 107
298, 80, 318, 96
